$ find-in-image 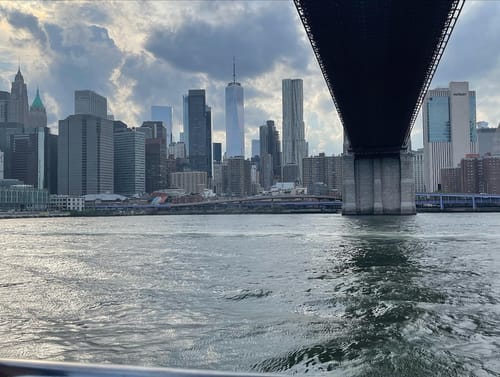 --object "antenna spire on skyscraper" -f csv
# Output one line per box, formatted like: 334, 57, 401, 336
233, 56, 236, 84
